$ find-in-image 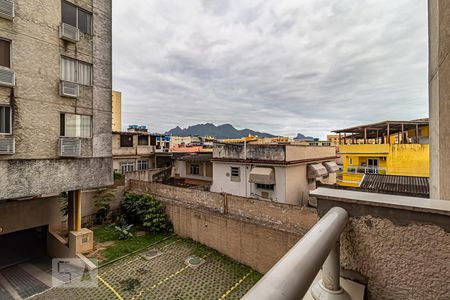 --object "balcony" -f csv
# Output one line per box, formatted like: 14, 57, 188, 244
243, 188, 450, 299
338, 144, 390, 154
0, 0, 14, 20
345, 166, 386, 175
